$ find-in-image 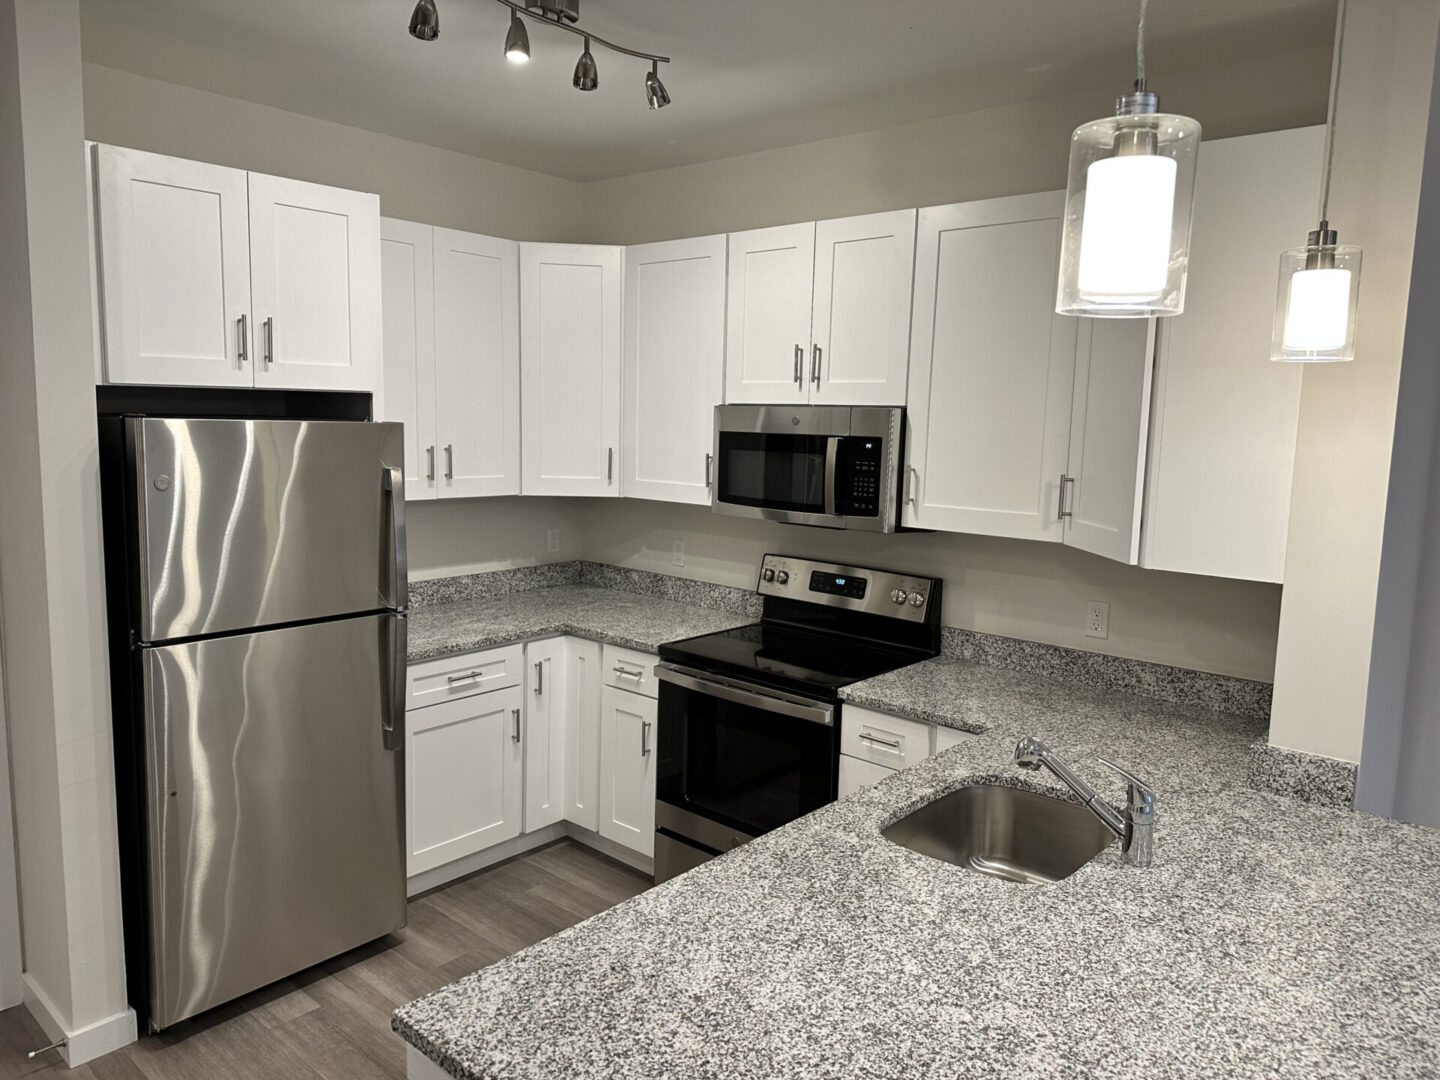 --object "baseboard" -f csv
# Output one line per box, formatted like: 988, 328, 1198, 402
23, 972, 137, 1067
406, 823, 567, 897
564, 822, 655, 876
